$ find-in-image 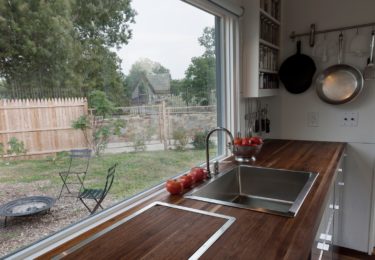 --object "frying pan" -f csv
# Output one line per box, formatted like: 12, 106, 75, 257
316, 33, 364, 105
278, 41, 316, 94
